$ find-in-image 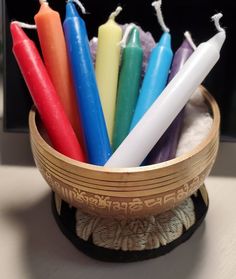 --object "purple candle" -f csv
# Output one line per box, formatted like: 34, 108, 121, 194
168, 39, 194, 80
145, 38, 194, 165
